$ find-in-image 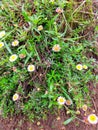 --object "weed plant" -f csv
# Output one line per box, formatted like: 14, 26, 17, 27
0, 0, 97, 123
